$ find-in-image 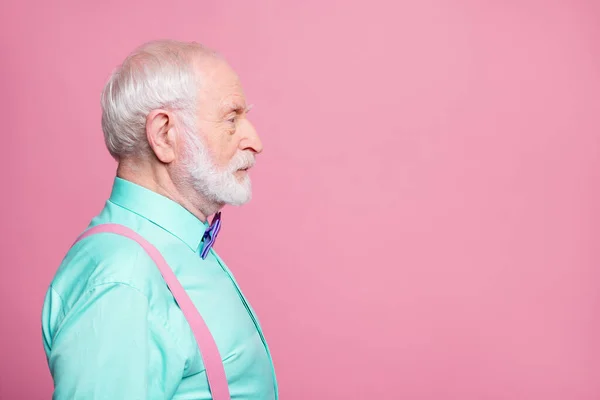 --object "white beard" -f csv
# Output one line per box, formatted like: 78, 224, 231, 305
182, 131, 255, 206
